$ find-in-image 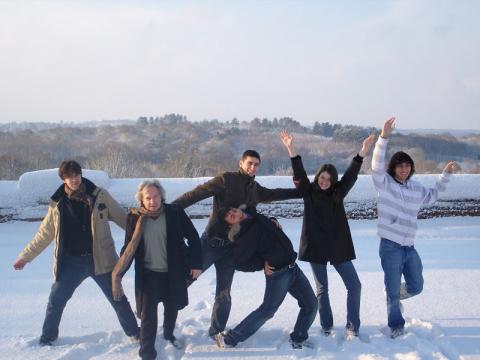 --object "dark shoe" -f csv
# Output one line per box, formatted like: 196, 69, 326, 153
289, 338, 314, 349
165, 336, 184, 350
390, 327, 405, 339
321, 327, 332, 336
39, 336, 54, 346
